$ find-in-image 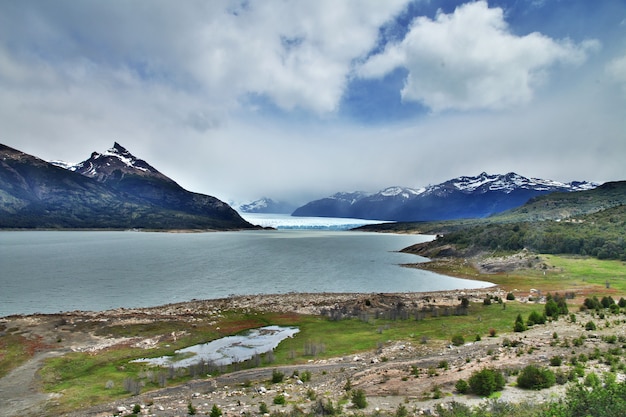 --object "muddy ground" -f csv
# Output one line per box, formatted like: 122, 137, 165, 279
2, 288, 625, 417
